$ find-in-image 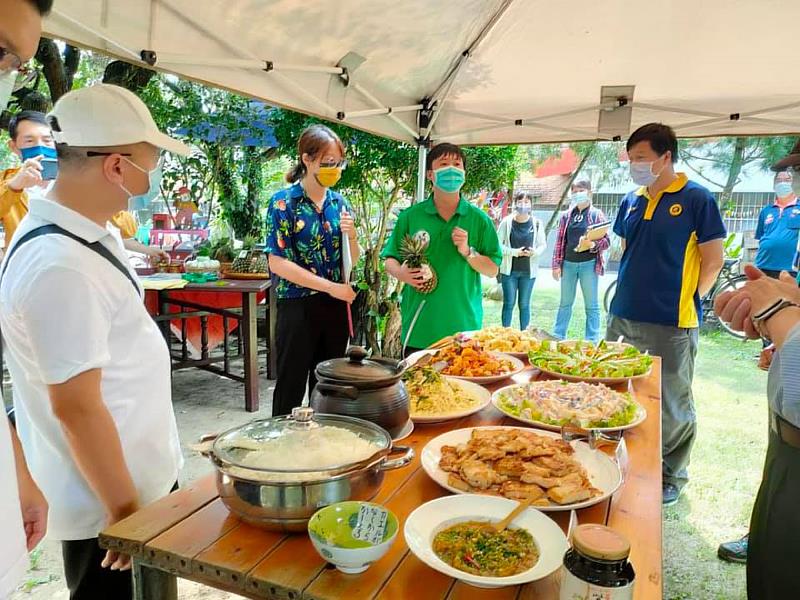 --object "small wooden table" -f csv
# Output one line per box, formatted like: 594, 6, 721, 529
100, 361, 663, 599
148, 279, 277, 412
